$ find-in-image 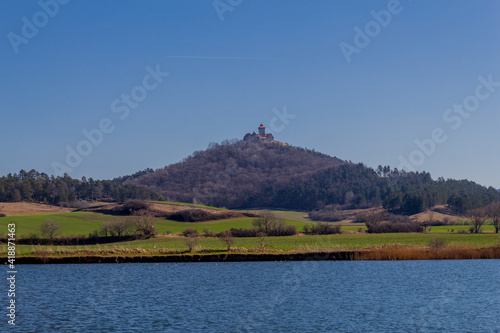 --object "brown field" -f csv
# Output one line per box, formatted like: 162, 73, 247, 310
411, 205, 462, 223
0, 202, 73, 216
